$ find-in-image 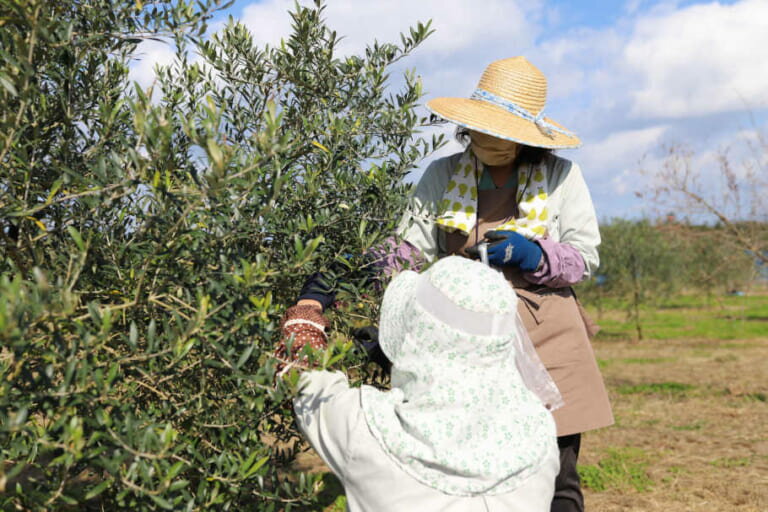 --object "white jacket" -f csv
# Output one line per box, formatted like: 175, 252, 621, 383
294, 371, 559, 512
397, 152, 601, 278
